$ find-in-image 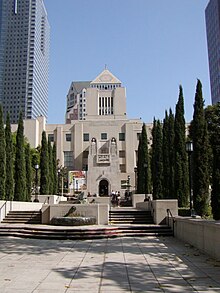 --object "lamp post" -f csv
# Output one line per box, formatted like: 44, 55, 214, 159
34, 164, 39, 202
57, 168, 61, 196
127, 175, 131, 194
134, 167, 137, 193
144, 163, 148, 200
186, 141, 194, 216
